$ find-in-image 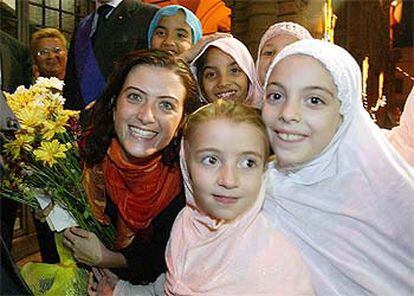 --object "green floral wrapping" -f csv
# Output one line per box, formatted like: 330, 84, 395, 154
20, 233, 88, 295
